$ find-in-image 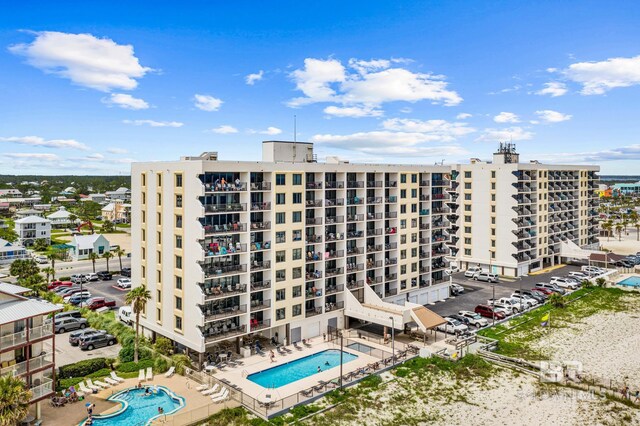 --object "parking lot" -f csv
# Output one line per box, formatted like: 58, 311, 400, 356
61, 274, 130, 309
45, 328, 122, 365
429, 264, 582, 319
